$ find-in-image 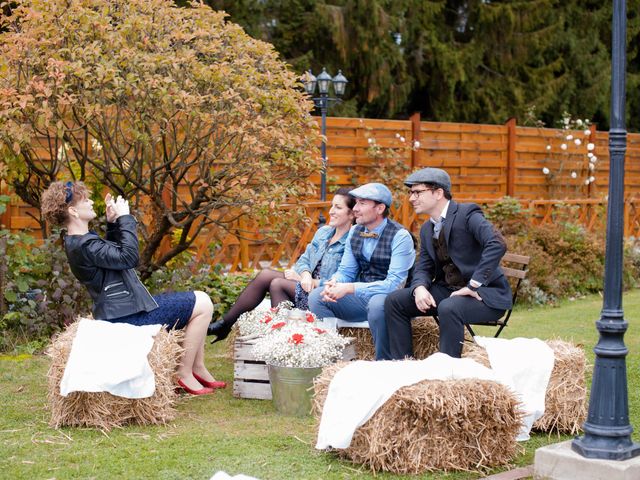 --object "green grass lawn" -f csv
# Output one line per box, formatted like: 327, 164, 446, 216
3, 290, 640, 480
